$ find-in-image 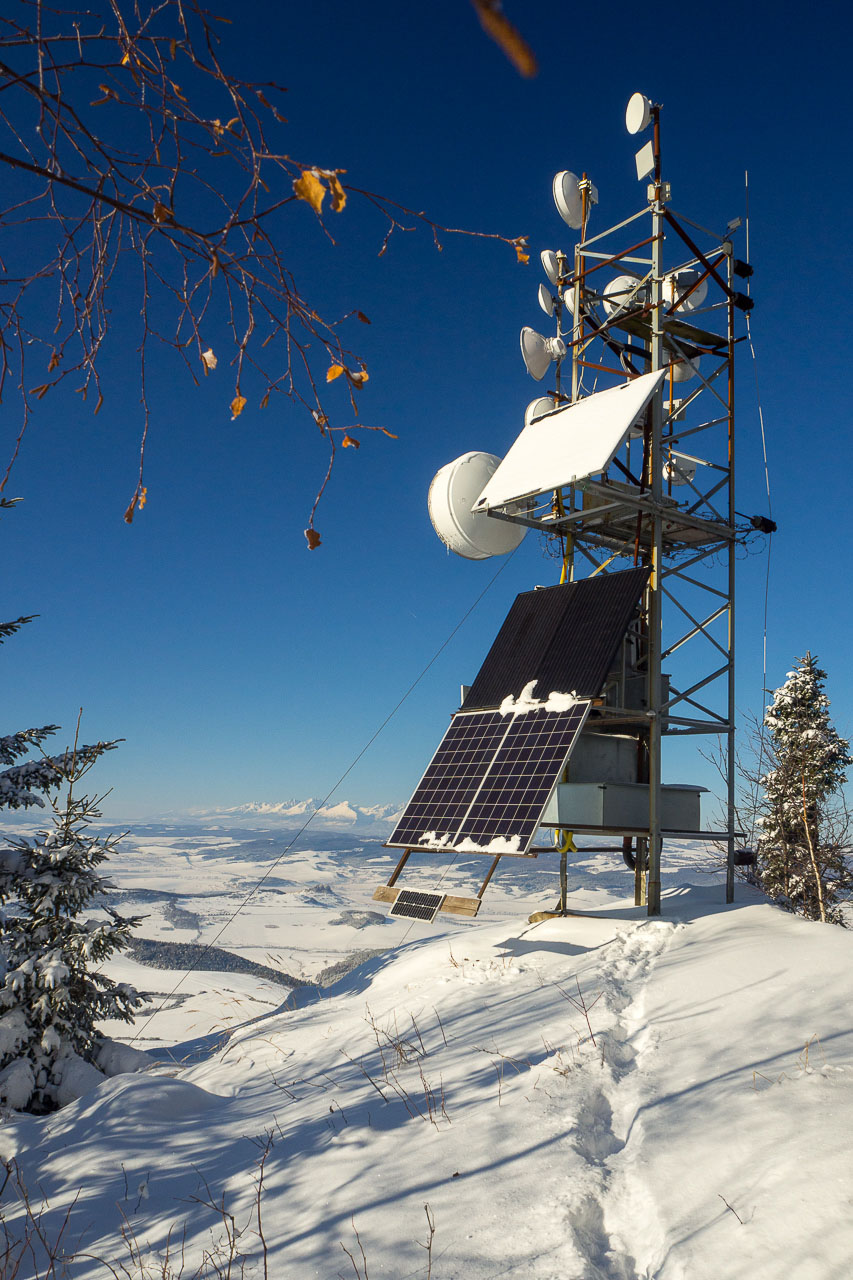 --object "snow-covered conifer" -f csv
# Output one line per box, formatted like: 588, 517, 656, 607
756, 653, 851, 923
0, 681, 144, 1110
